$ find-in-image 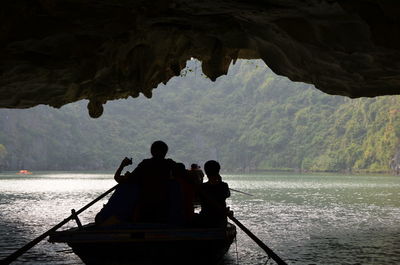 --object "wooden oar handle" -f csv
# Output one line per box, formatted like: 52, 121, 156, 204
229, 188, 254, 196
228, 214, 288, 265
